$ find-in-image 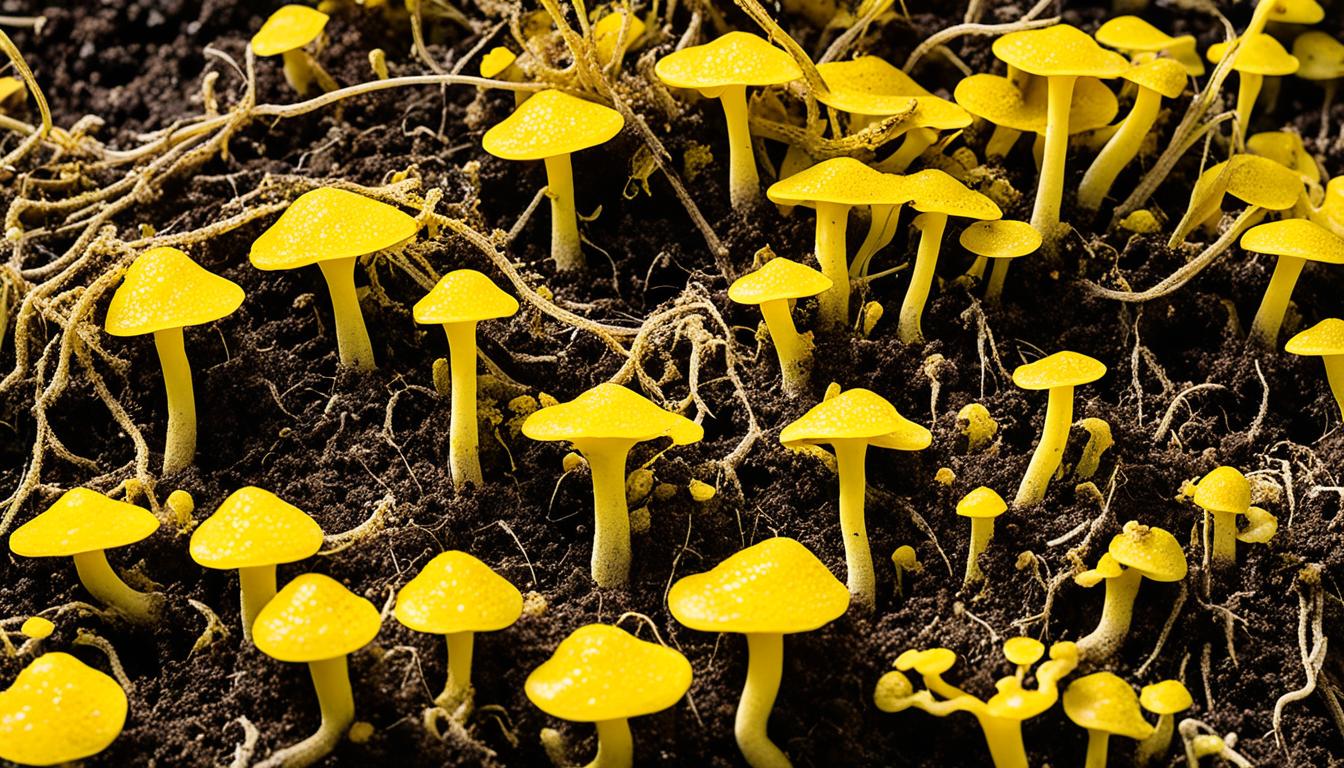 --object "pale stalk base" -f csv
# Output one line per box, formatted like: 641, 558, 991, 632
544, 154, 584, 271
736, 633, 789, 768
834, 441, 874, 610
963, 517, 994, 587
317, 256, 375, 370
1014, 386, 1073, 506
238, 564, 278, 643
444, 323, 483, 488
1209, 510, 1237, 571
985, 258, 1011, 304
1075, 568, 1142, 661
154, 327, 196, 476
1135, 714, 1174, 767
582, 444, 633, 587
72, 549, 160, 624
257, 656, 356, 768
897, 214, 947, 345
1077, 88, 1162, 212
719, 85, 759, 211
